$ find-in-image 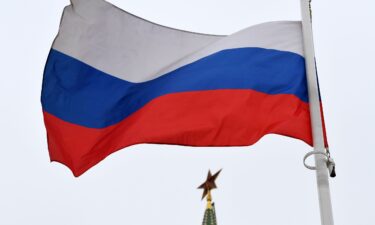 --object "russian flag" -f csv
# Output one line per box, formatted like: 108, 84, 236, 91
41, 0, 327, 176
